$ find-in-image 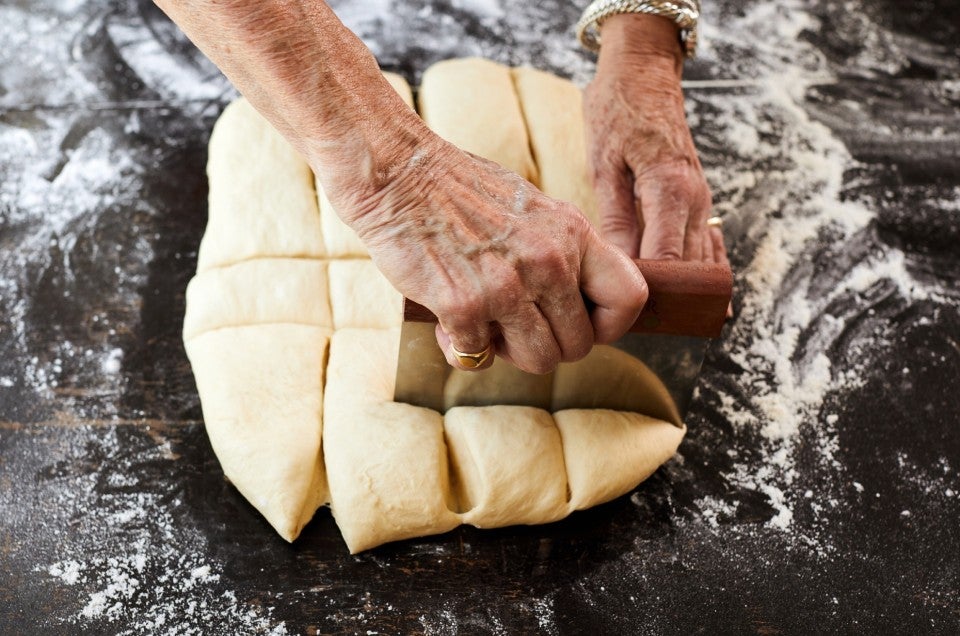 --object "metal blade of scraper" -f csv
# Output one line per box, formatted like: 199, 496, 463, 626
395, 260, 732, 422
549, 334, 708, 427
